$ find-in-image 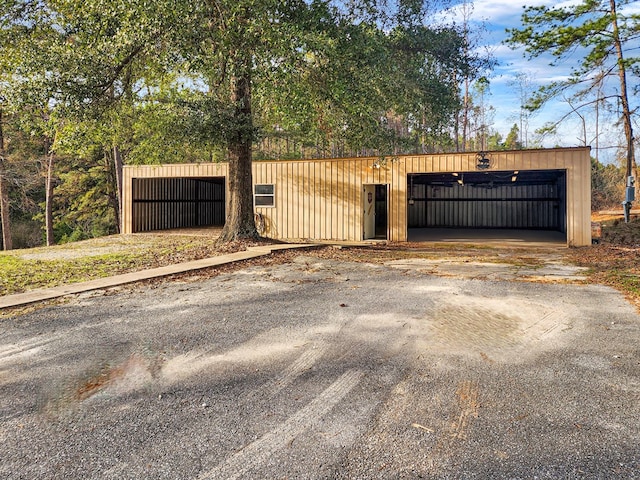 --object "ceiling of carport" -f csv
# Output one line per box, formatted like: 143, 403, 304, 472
410, 169, 565, 187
